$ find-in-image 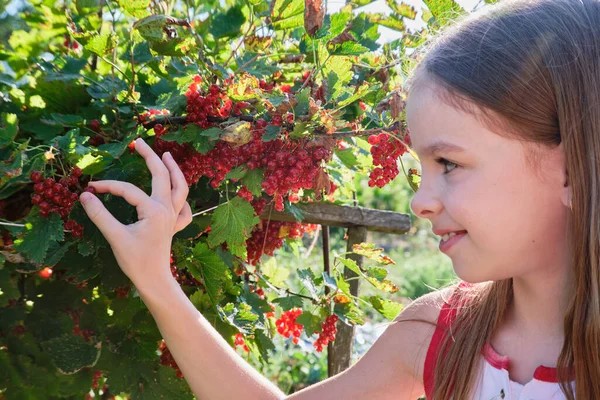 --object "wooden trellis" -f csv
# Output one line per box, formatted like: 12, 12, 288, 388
259, 202, 411, 377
